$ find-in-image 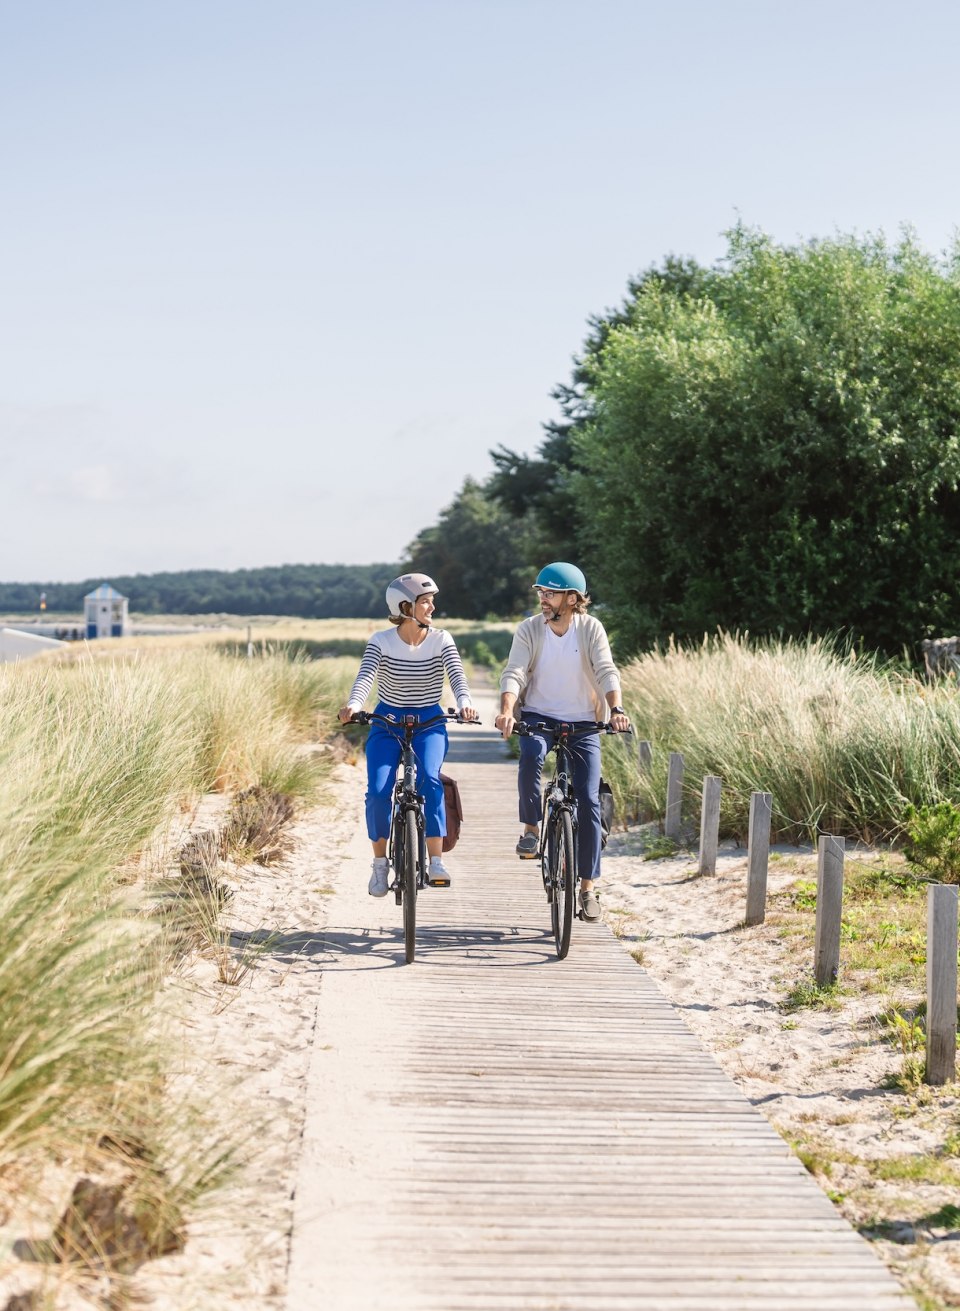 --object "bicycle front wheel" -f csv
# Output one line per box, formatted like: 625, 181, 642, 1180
549, 809, 576, 959
402, 808, 418, 963
390, 813, 403, 906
